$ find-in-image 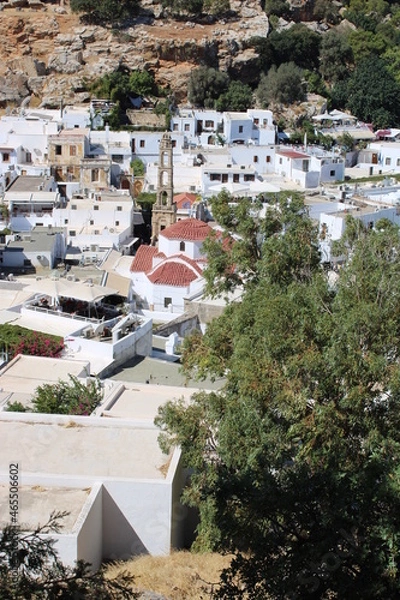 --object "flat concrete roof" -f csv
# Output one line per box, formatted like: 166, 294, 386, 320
6, 176, 53, 193
103, 382, 195, 420
7, 231, 62, 253
0, 417, 168, 480
0, 485, 90, 532
0, 355, 90, 396
109, 355, 225, 390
